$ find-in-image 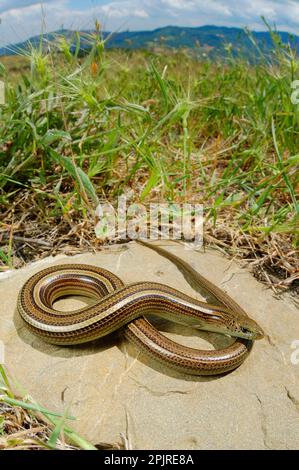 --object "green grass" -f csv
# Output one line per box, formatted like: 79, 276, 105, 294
0, 30, 298, 281
0, 365, 99, 450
